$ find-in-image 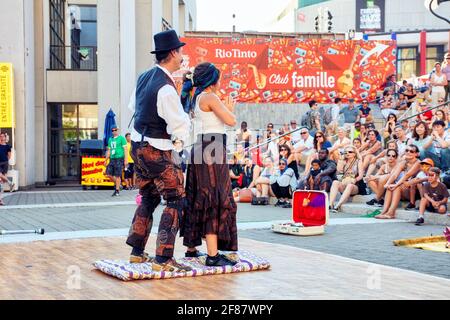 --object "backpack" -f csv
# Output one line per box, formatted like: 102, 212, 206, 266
300, 110, 311, 128
321, 106, 333, 125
